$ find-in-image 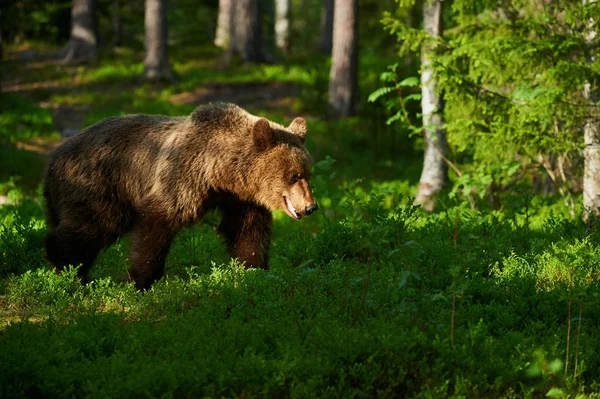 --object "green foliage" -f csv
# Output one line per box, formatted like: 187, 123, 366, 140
1, 1, 71, 44
375, 0, 599, 209
0, 94, 58, 144
2, 181, 600, 397
0, 212, 46, 276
